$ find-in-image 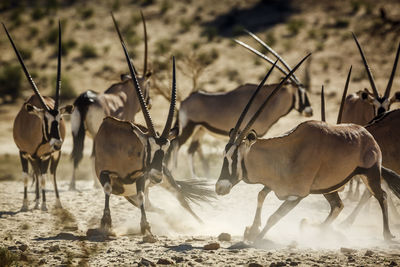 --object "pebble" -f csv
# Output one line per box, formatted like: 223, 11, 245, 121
204, 242, 220, 250
157, 258, 175, 265
172, 256, 185, 263
248, 263, 263, 267
18, 244, 28, 252
364, 250, 374, 257
390, 261, 398, 266
218, 233, 232, 242
142, 235, 157, 243
340, 247, 357, 254
49, 245, 60, 252
139, 257, 156, 266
